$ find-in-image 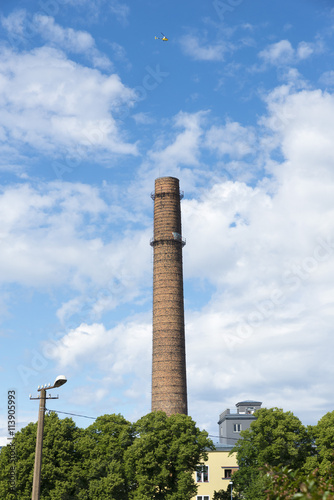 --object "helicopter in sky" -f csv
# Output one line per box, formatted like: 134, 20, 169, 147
155, 32, 168, 41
